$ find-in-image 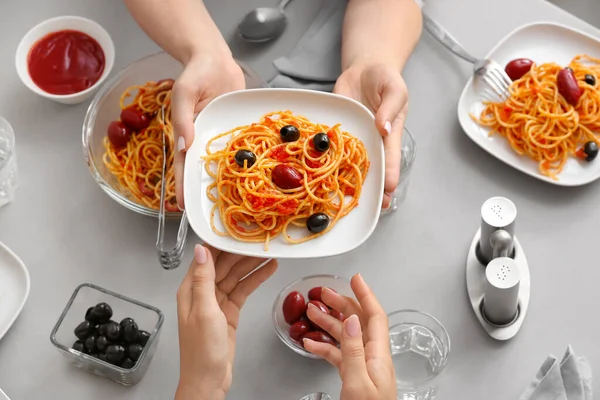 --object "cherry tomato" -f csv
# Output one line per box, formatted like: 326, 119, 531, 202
289, 320, 312, 341
330, 309, 346, 322
272, 164, 303, 190
120, 108, 150, 131
308, 287, 323, 302
505, 58, 534, 81
301, 331, 337, 348
282, 291, 307, 324
557, 67, 583, 106
138, 179, 154, 197
164, 198, 179, 212
107, 121, 132, 148
308, 300, 330, 315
